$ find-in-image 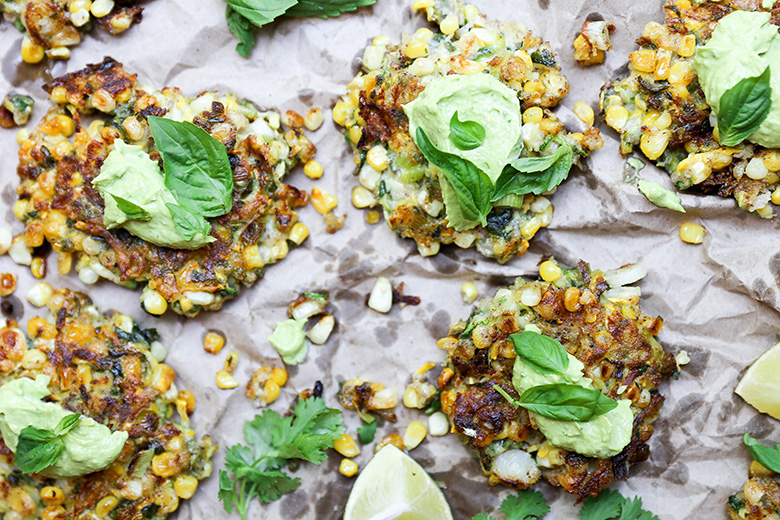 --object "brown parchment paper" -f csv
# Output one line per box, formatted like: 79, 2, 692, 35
2, 0, 780, 518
